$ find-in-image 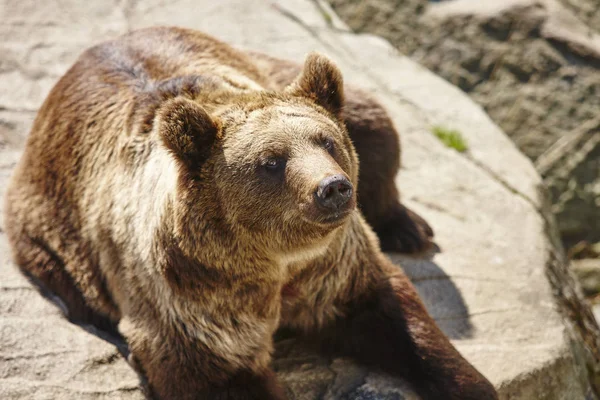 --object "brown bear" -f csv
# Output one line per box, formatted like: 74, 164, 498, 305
4, 26, 496, 400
